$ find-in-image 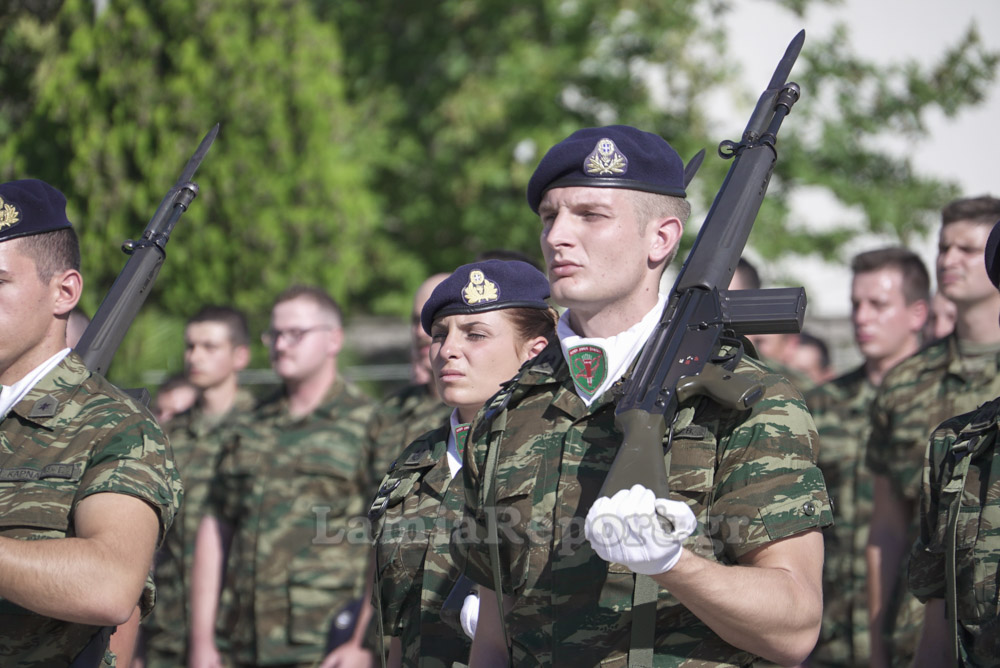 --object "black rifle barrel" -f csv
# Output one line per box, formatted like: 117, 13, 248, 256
75, 124, 219, 377
598, 31, 805, 501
